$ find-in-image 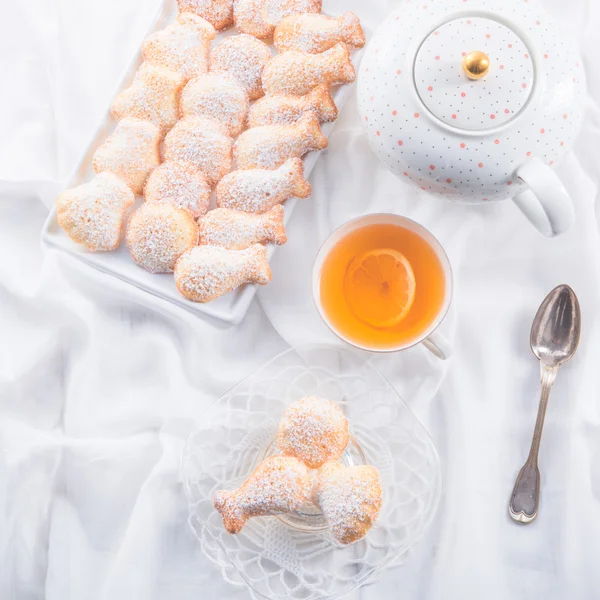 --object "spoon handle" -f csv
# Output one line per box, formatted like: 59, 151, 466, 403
509, 364, 558, 523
